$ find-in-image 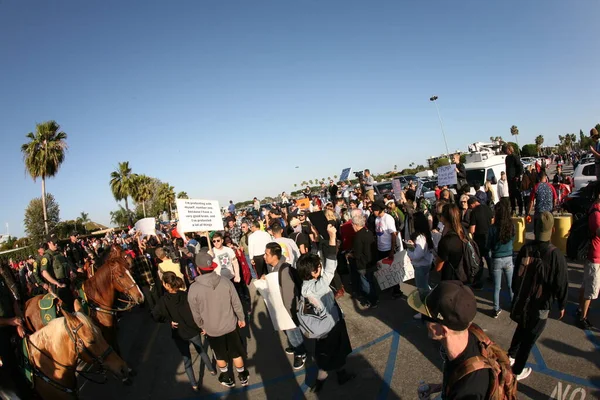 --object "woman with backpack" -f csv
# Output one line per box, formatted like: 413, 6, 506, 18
405, 211, 434, 320
151, 272, 216, 391
487, 201, 515, 318
296, 224, 355, 393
